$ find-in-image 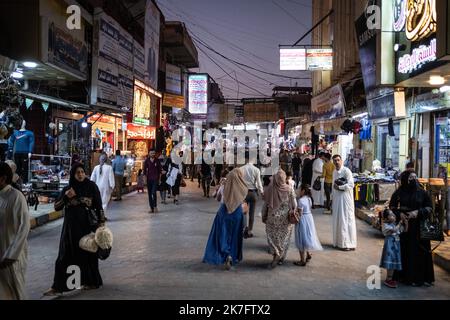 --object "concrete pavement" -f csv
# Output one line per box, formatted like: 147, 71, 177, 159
25, 181, 450, 300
